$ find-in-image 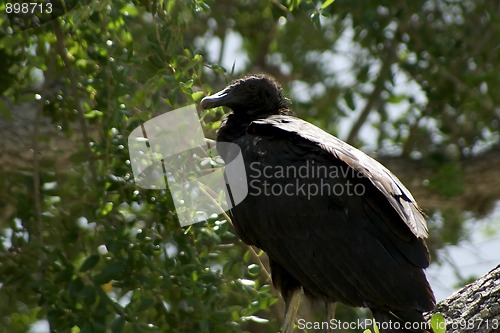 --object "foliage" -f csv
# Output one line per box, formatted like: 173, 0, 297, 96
430, 312, 446, 333
0, 0, 499, 332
